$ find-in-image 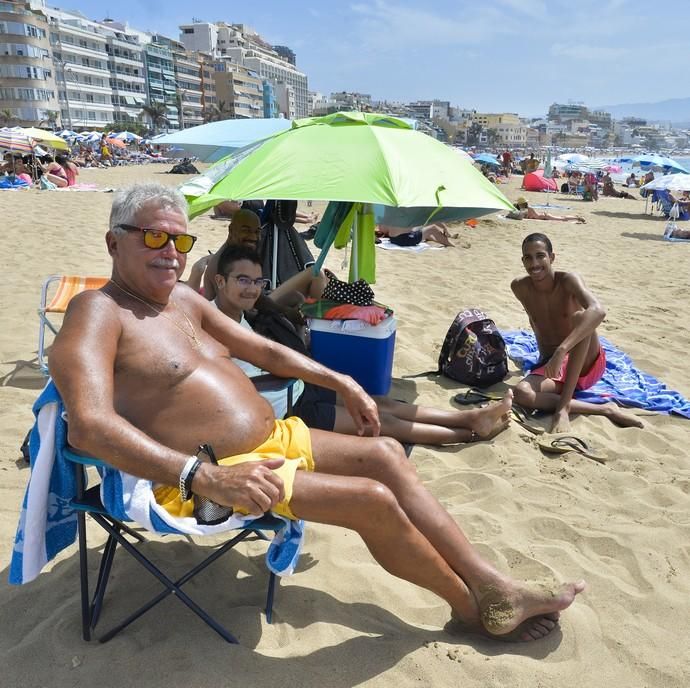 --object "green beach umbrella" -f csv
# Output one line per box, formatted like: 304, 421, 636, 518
181, 111, 515, 220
